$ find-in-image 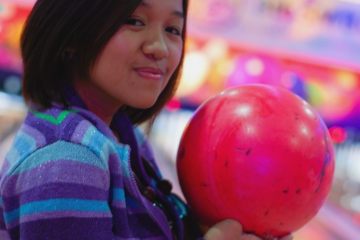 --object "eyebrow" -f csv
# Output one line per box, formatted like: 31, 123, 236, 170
140, 1, 184, 18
